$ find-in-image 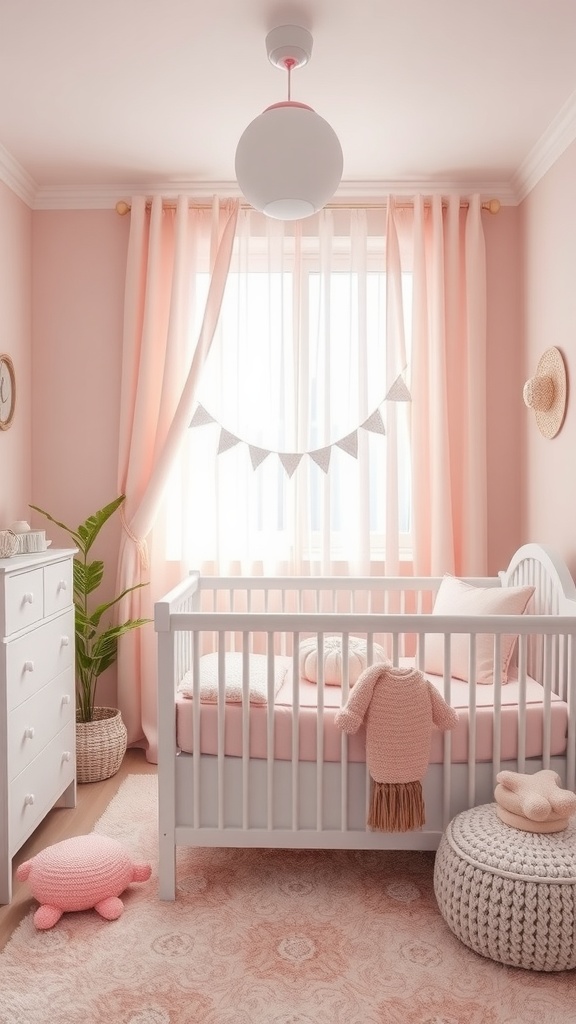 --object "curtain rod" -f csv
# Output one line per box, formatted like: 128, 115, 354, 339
115, 198, 501, 216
